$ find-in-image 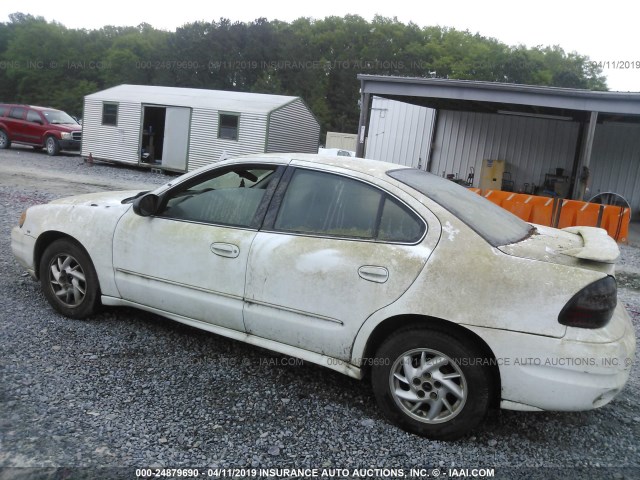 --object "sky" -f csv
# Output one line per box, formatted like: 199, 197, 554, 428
2, 0, 638, 92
